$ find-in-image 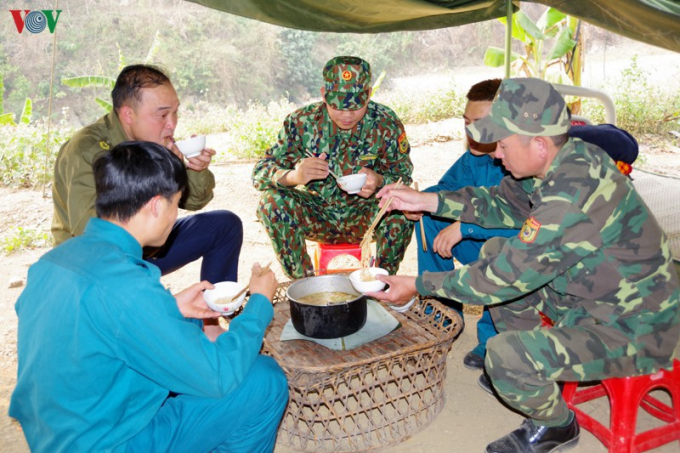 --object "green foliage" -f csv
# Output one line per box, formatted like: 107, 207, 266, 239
175, 102, 240, 137
19, 98, 32, 125
379, 85, 464, 124
580, 56, 680, 137
0, 74, 33, 126
60, 31, 161, 113
611, 57, 679, 136
228, 99, 296, 159
62, 75, 116, 90
276, 29, 319, 98
335, 33, 416, 80
0, 119, 74, 188
2, 227, 50, 255
485, 8, 577, 84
